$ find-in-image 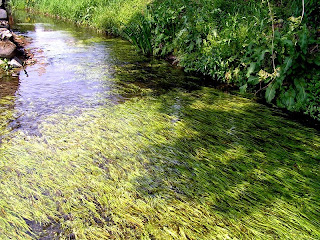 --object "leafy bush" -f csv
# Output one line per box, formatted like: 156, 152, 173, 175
145, 0, 320, 120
